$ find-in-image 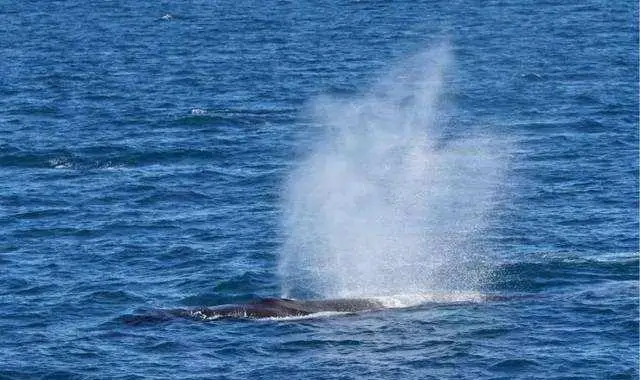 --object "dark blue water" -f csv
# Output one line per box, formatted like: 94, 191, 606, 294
1, 1, 638, 379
